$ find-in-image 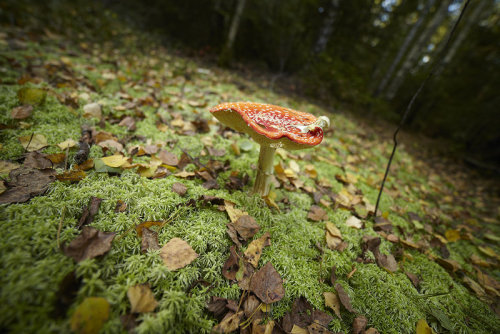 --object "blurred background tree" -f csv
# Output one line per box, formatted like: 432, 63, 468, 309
1, 0, 498, 169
